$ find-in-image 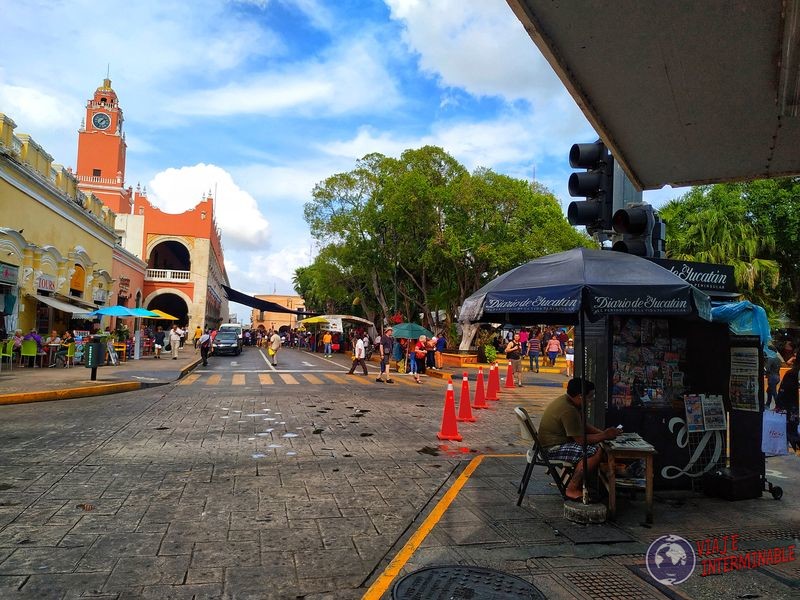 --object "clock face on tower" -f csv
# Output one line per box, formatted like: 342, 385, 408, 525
92, 112, 111, 130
